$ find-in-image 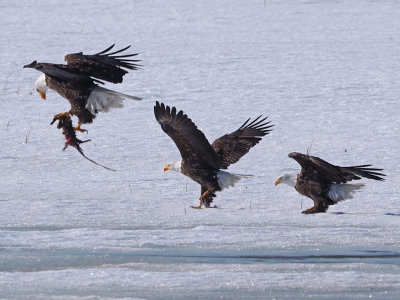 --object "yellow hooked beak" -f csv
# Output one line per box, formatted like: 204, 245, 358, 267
38, 91, 46, 100
274, 178, 282, 186
163, 165, 170, 172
